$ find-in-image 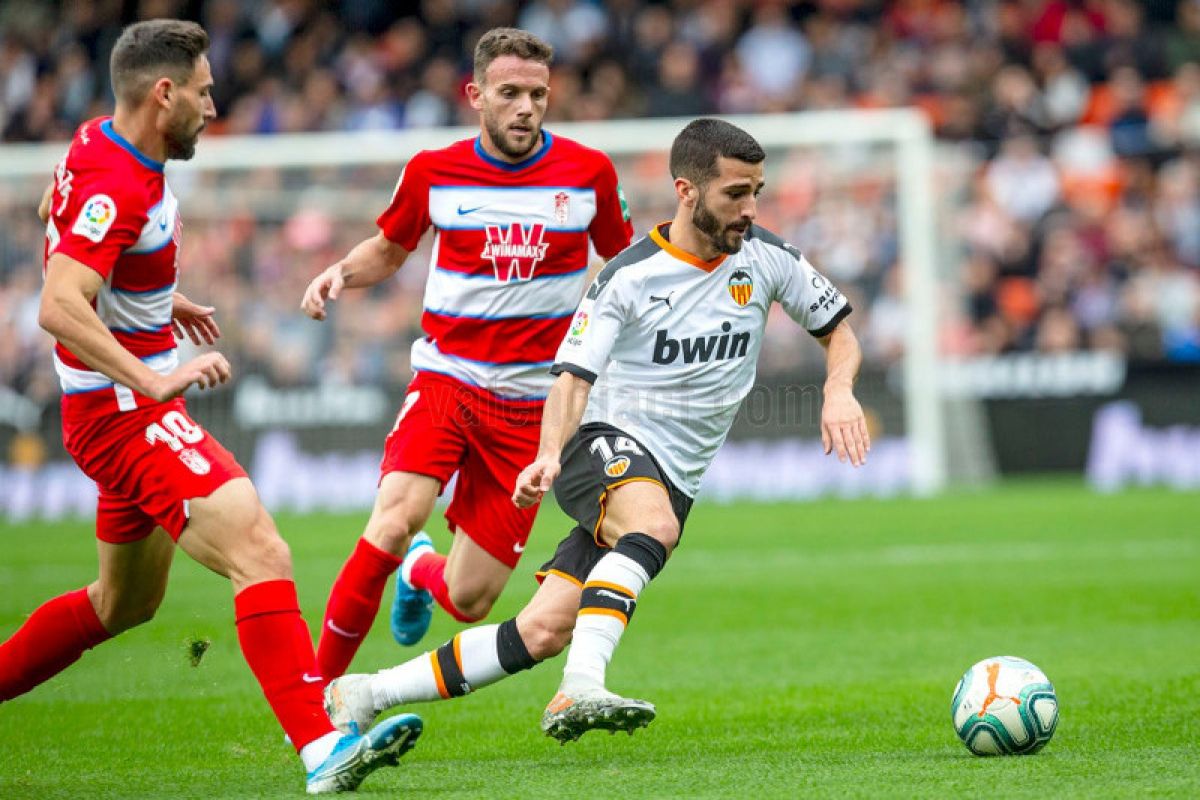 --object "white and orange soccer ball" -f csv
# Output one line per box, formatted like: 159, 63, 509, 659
950, 656, 1058, 756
